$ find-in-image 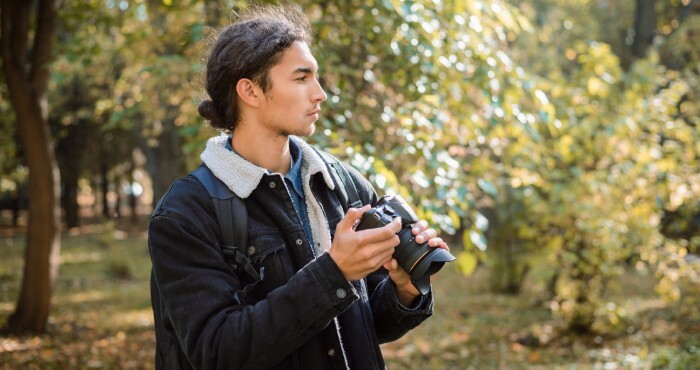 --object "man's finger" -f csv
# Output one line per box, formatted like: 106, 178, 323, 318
355, 217, 402, 244
411, 220, 429, 235
415, 228, 437, 244
383, 258, 399, 272
428, 237, 444, 247
357, 228, 399, 248
336, 205, 370, 232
